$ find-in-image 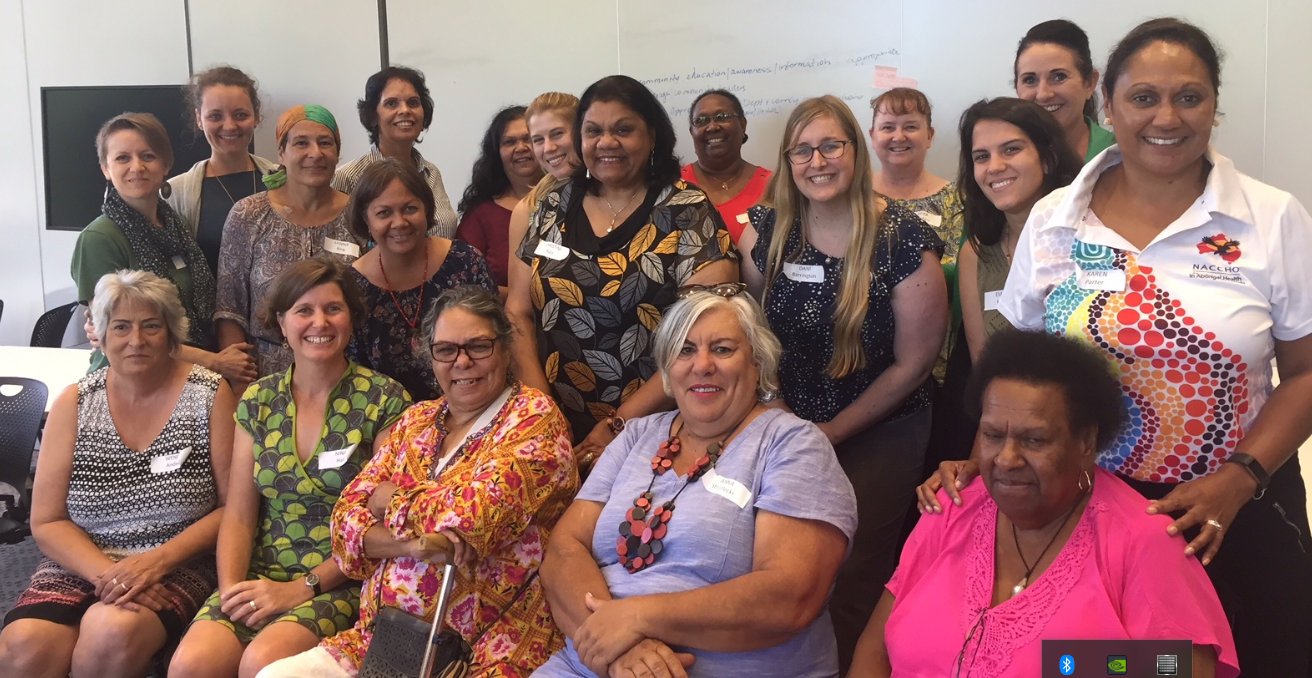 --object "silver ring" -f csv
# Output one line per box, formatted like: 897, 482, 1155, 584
249, 600, 257, 610
1206, 519, 1224, 532
119, 582, 129, 592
